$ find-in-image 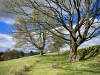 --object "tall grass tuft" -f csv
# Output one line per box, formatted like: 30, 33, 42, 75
23, 64, 31, 71
7, 64, 31, 75
14, 67, 24, 75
